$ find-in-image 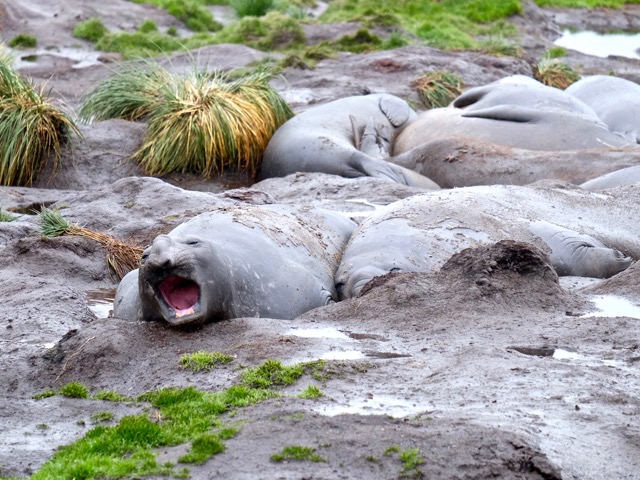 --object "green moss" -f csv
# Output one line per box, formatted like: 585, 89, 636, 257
216, 11, 306, 50
546, 46, 568, 58
73, 18, 109, 42
271, 445, 327, 462
178, 432, 226, 464
33, 388, 58, 400
93, 389, 129, 402
132, 0, 222, 32
59, 382, 90, 399
230, 0, 275, 17
8, 34, 37, 49
91, 411, 115, 423
179, 351, 234, 372
240, 359, 305, 388
138, 19, 159, 33
298, 385, 323, 399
